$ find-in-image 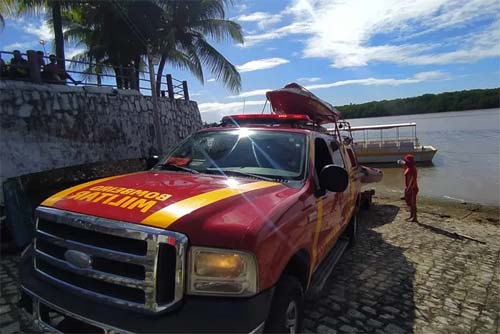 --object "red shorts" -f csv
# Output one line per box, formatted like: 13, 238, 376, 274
405, 188, 418, 207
